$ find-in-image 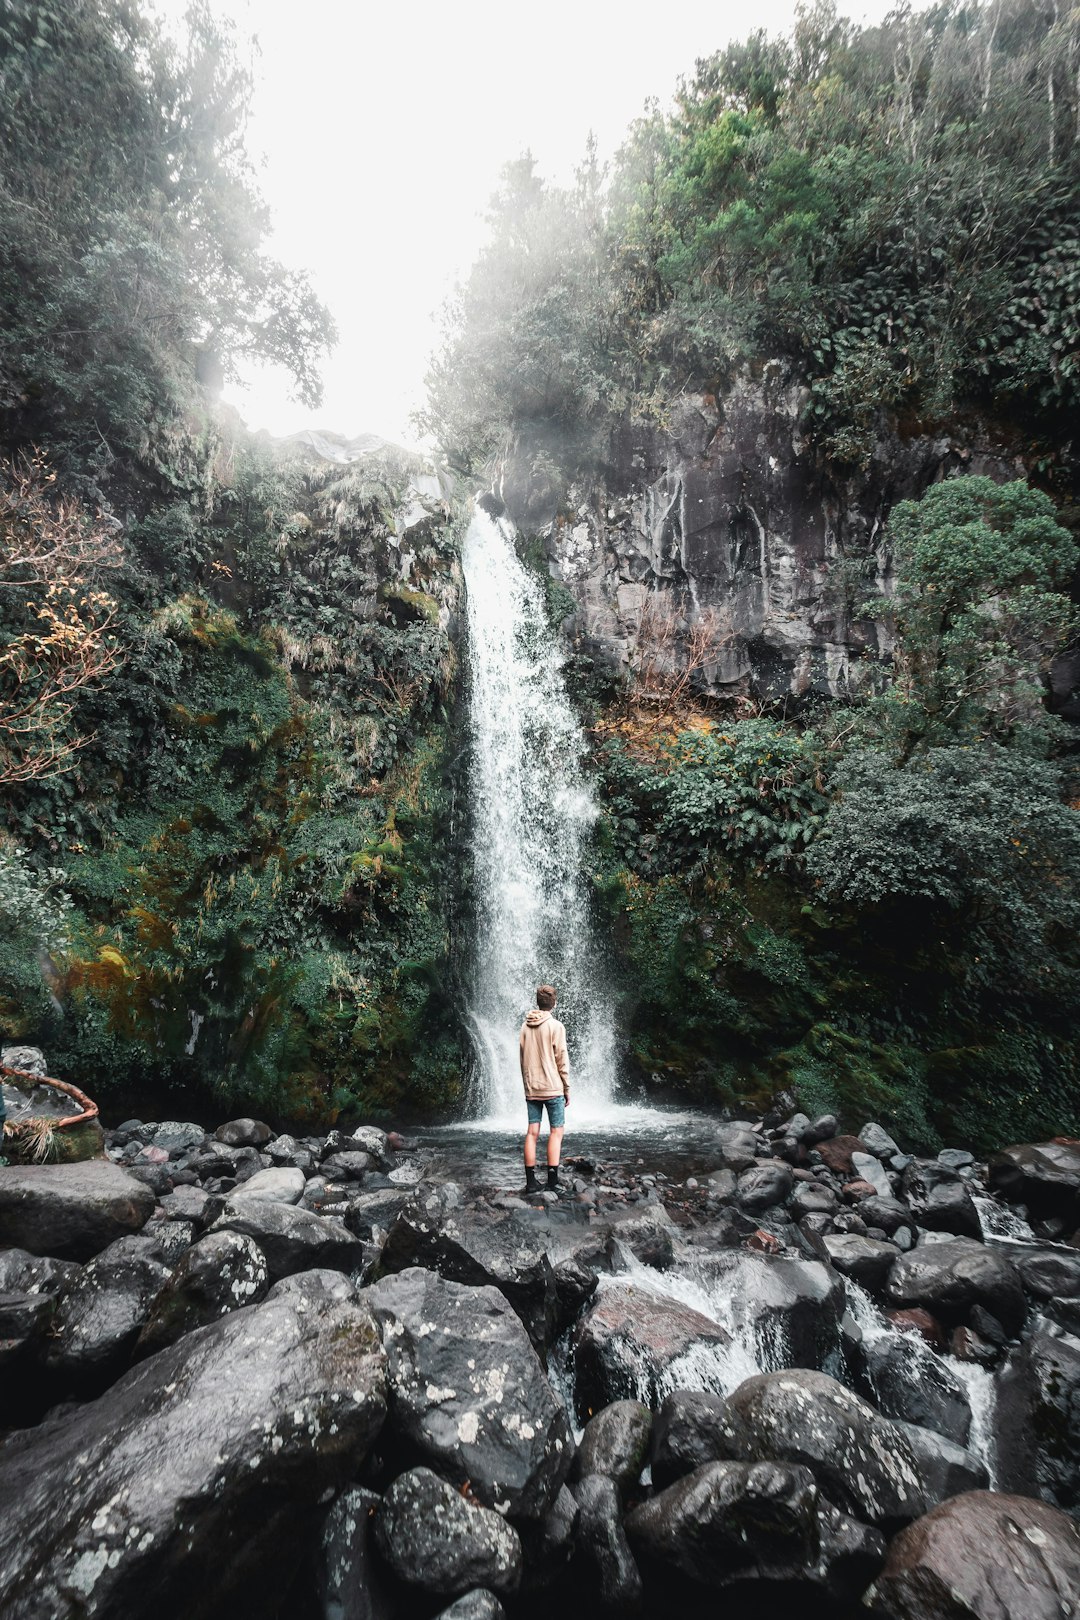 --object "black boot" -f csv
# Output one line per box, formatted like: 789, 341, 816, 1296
524, 1165, 540, 1194
547, 1165, 559, 1192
